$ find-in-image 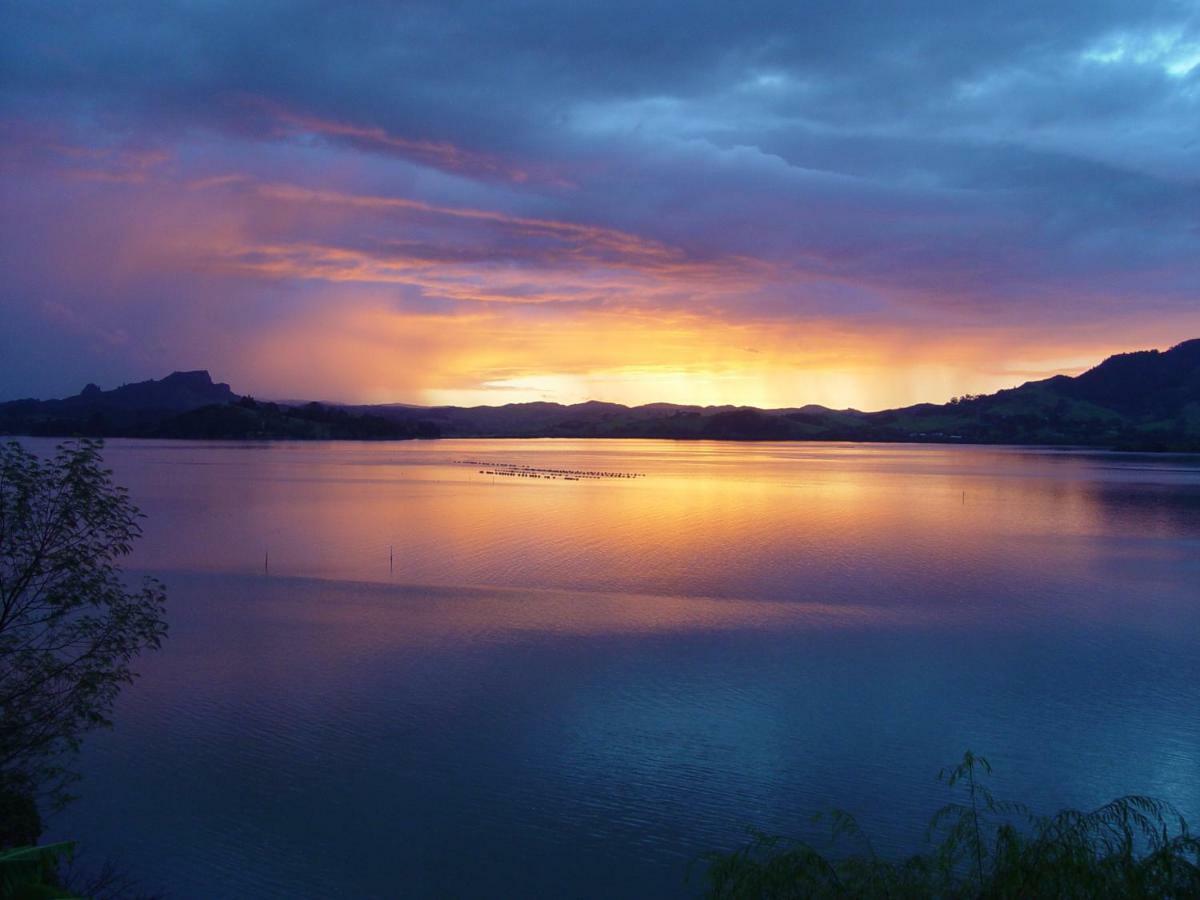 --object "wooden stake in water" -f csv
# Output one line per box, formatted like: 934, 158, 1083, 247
389, 544, 394, 575
264, 550, 269, 576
